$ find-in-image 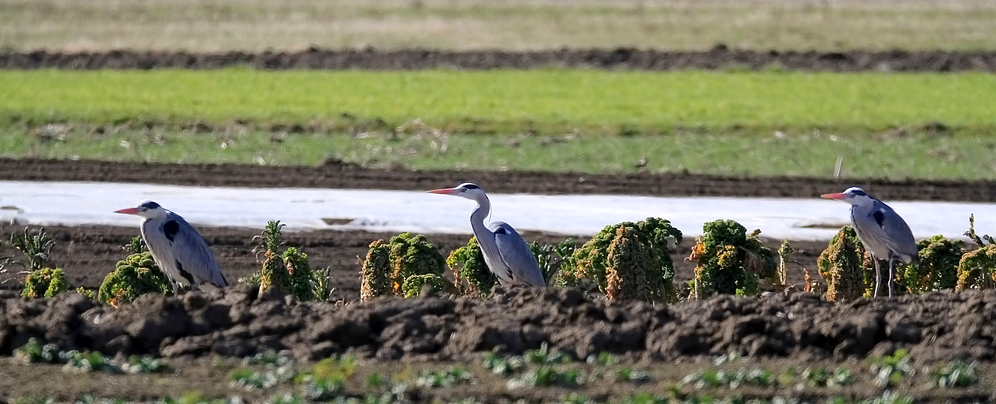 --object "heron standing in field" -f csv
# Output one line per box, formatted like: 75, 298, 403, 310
429, 183, 547, 287
114, 200, 229, 294
821, 187, 918, 297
